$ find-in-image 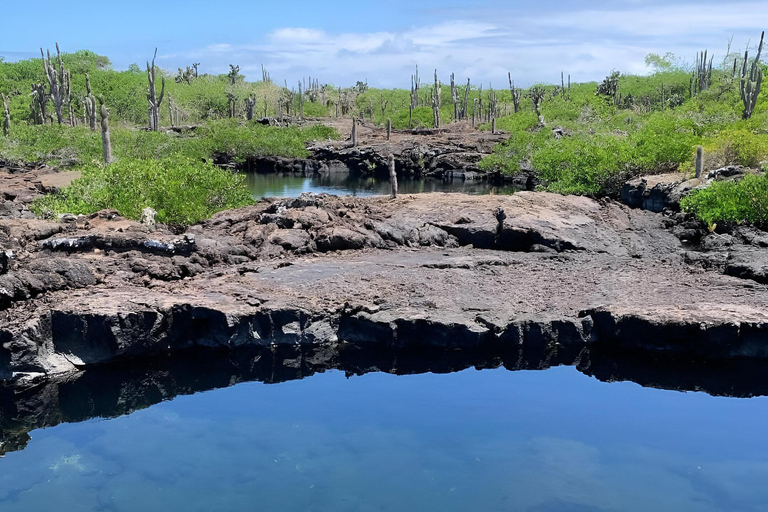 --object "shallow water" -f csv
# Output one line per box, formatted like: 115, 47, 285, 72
1, 364, 767, 512
244, 172, 516, 198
